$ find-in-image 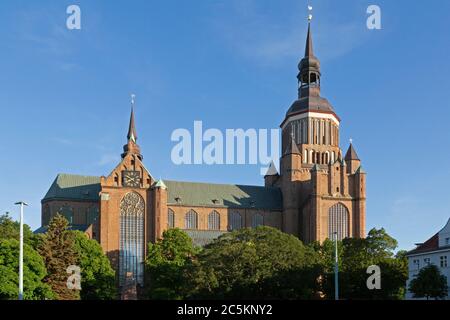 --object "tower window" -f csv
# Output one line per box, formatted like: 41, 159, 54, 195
328, 203, 349, 241
119, 192, 145, 286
